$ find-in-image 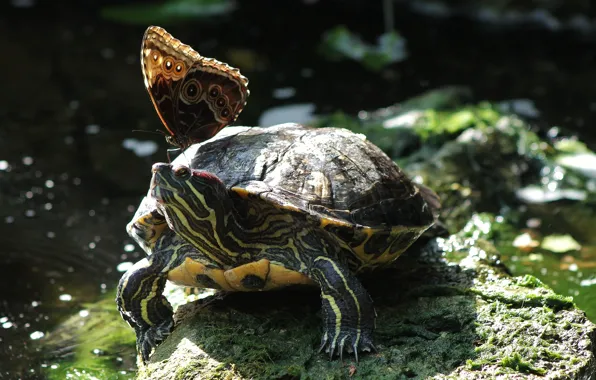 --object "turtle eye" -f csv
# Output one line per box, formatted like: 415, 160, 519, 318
173, 167, 190, 177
